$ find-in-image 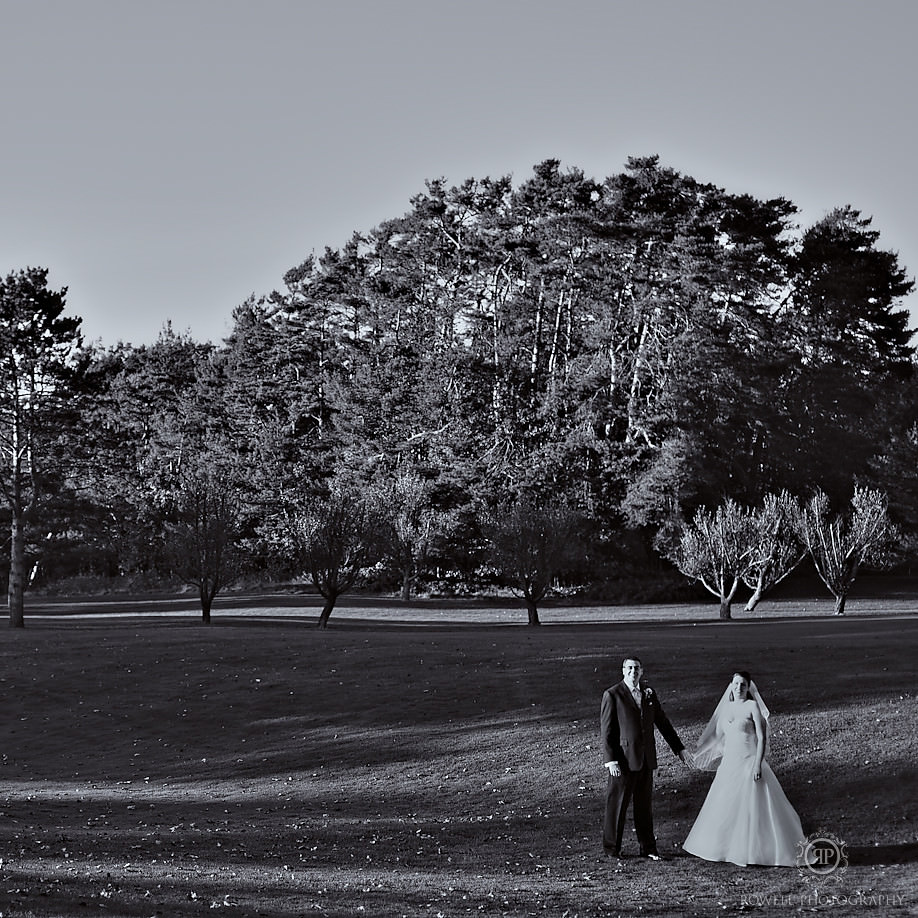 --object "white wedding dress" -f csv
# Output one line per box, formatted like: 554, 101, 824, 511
683, 707, 804, 867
